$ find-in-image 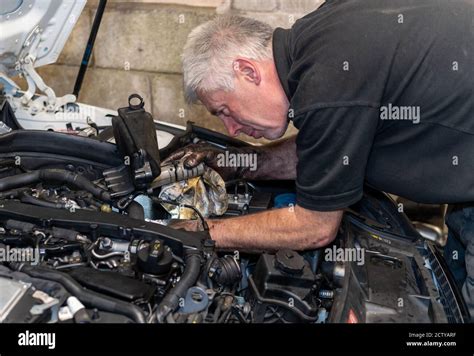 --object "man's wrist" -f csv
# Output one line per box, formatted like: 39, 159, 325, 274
206, 219, 224, 248
239, 146, 264, 180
